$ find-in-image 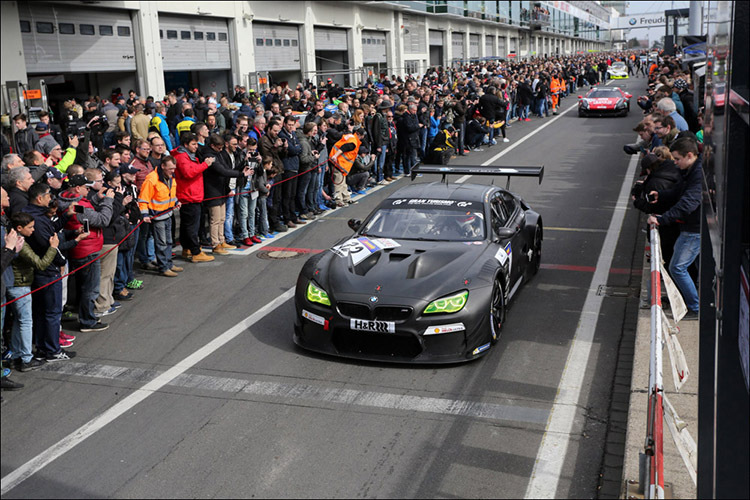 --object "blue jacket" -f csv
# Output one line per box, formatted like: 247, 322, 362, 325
150, 112, 173, 150
671, 92, 685, 117
428, 116, 440, 139
670, 111, 689, 133
278, 128, 302, 172
657, 156, 702, 233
